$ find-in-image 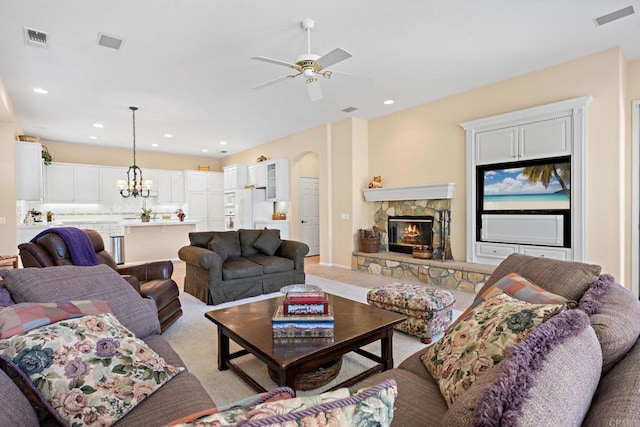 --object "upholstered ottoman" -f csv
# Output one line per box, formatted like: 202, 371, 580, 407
366, 282, 455, 343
